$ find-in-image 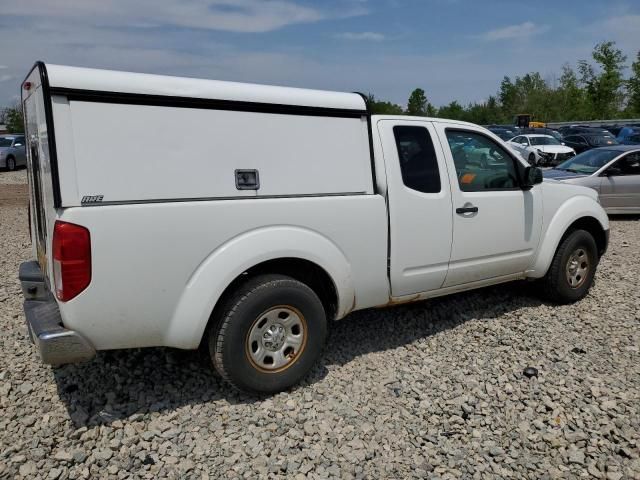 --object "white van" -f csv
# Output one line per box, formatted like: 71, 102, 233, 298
20, 62, 609, 393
